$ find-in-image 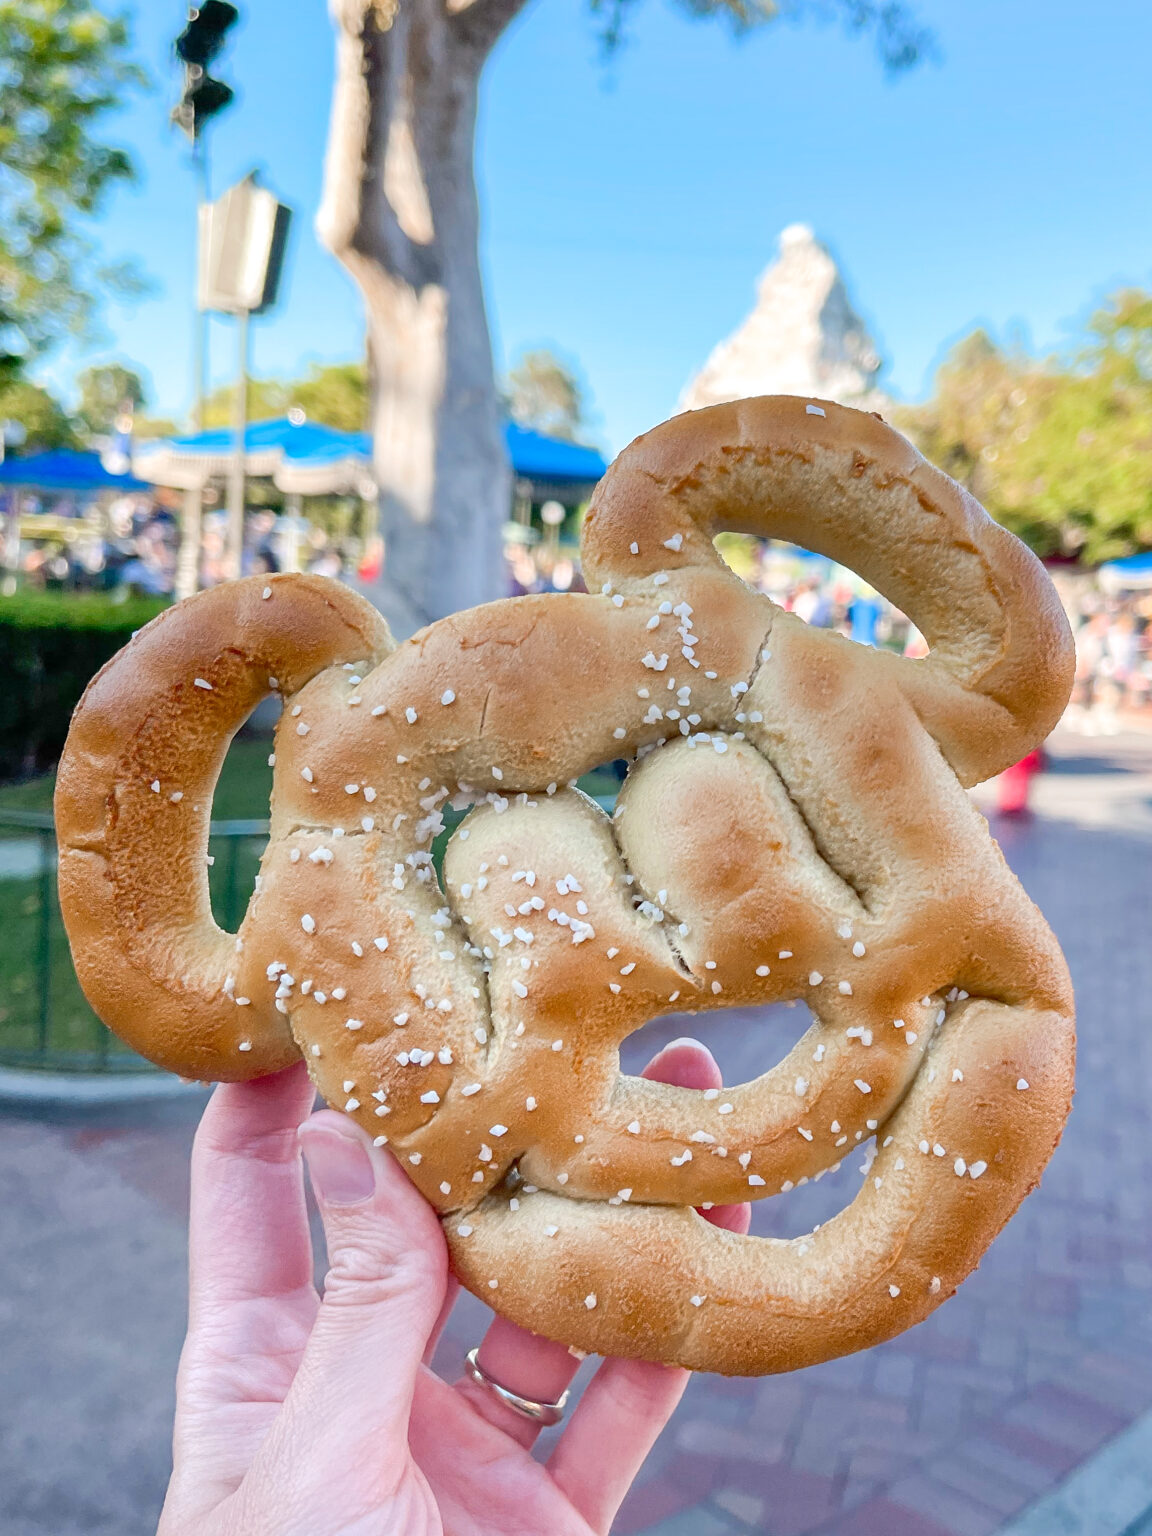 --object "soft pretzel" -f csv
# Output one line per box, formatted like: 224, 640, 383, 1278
56, 397, 1075, 1376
